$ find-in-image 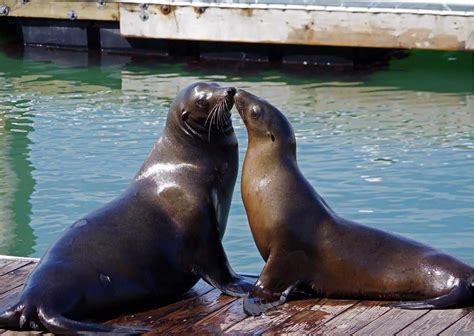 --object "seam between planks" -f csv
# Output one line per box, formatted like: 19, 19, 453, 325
259, 299, 359, 334
423, 310, 473, 335
0, 282, 26, 300
221, 298, 359, 334
307, 299, 361, 334
0, 261, 35, 277
359, 307, 432, 335
0, 262, 36, 296
392, 309, 437, 335
200, 297, 253, 333
220, 301, 306, 333
159, 294, 239, 333
311, 300, 389, 334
